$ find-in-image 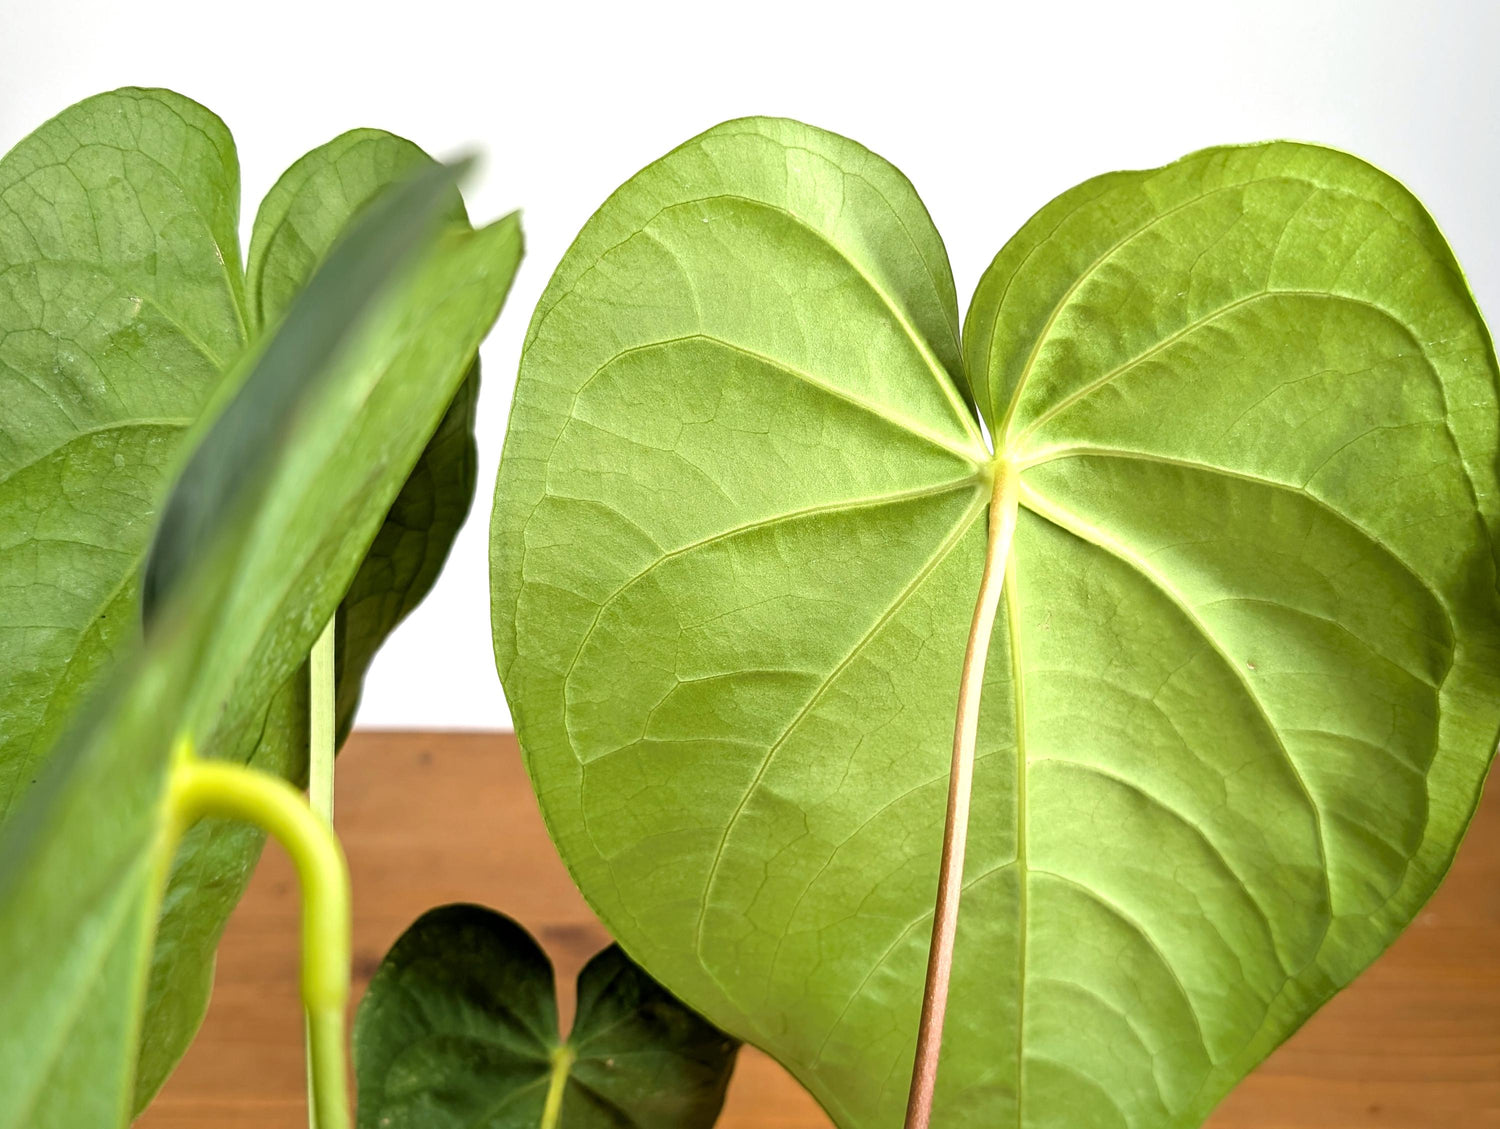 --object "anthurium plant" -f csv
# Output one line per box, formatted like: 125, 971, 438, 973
0, 86, 522, 1128
492, 119, 1500, 1129
1, 92, 1496, 1129
0, 87, 737, 1129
